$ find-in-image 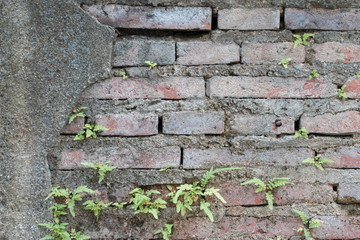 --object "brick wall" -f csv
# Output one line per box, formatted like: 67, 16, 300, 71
51, 1, 360, 239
